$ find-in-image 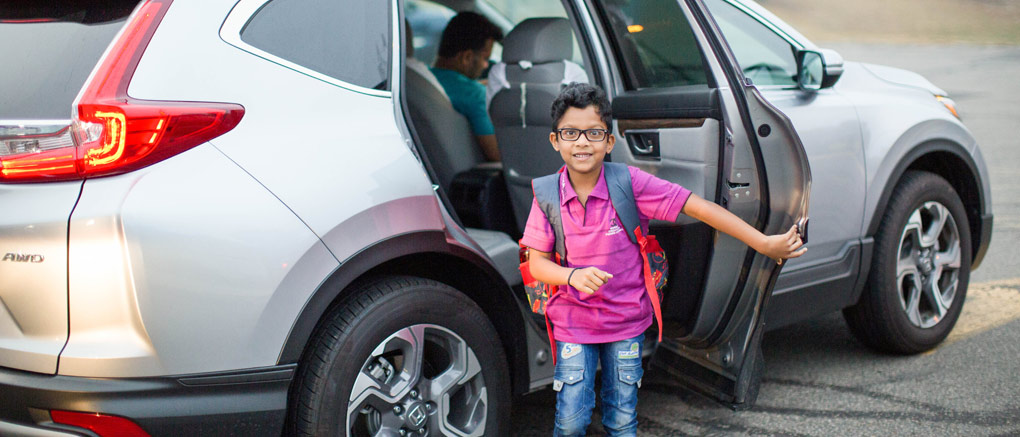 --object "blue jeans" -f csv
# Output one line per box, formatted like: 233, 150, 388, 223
553, 334, 644, 437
